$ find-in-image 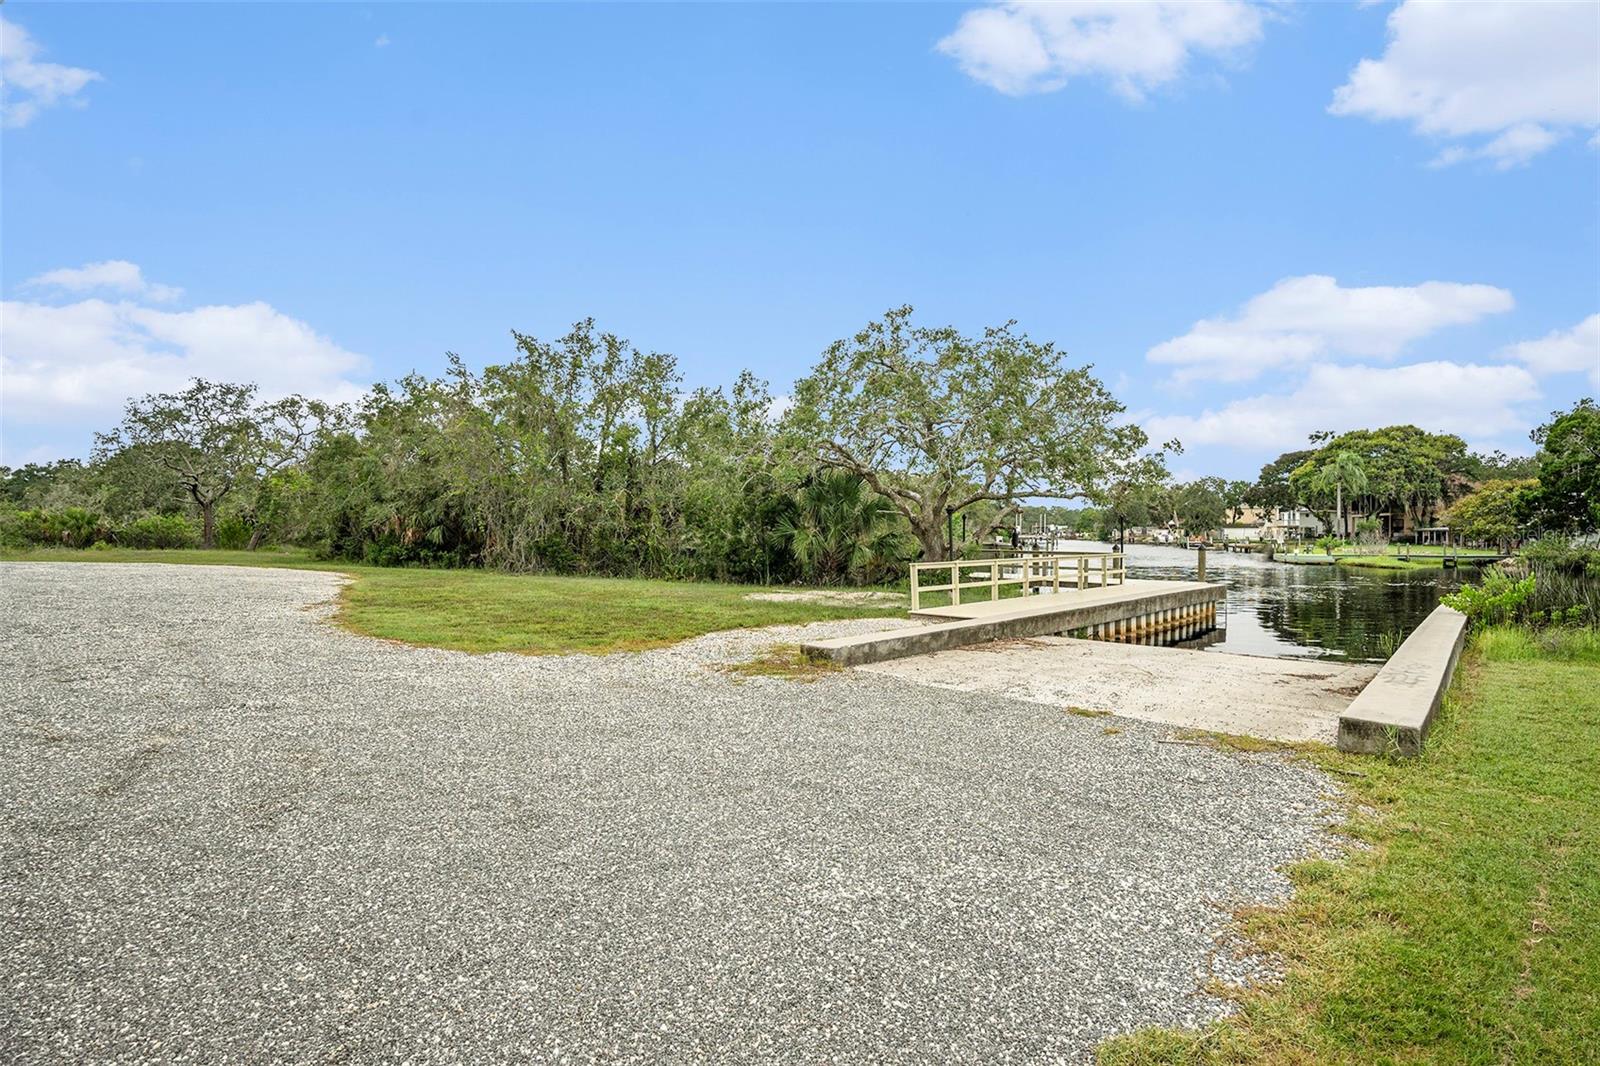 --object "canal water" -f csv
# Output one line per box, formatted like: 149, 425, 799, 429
1067, 542, 1467, 663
